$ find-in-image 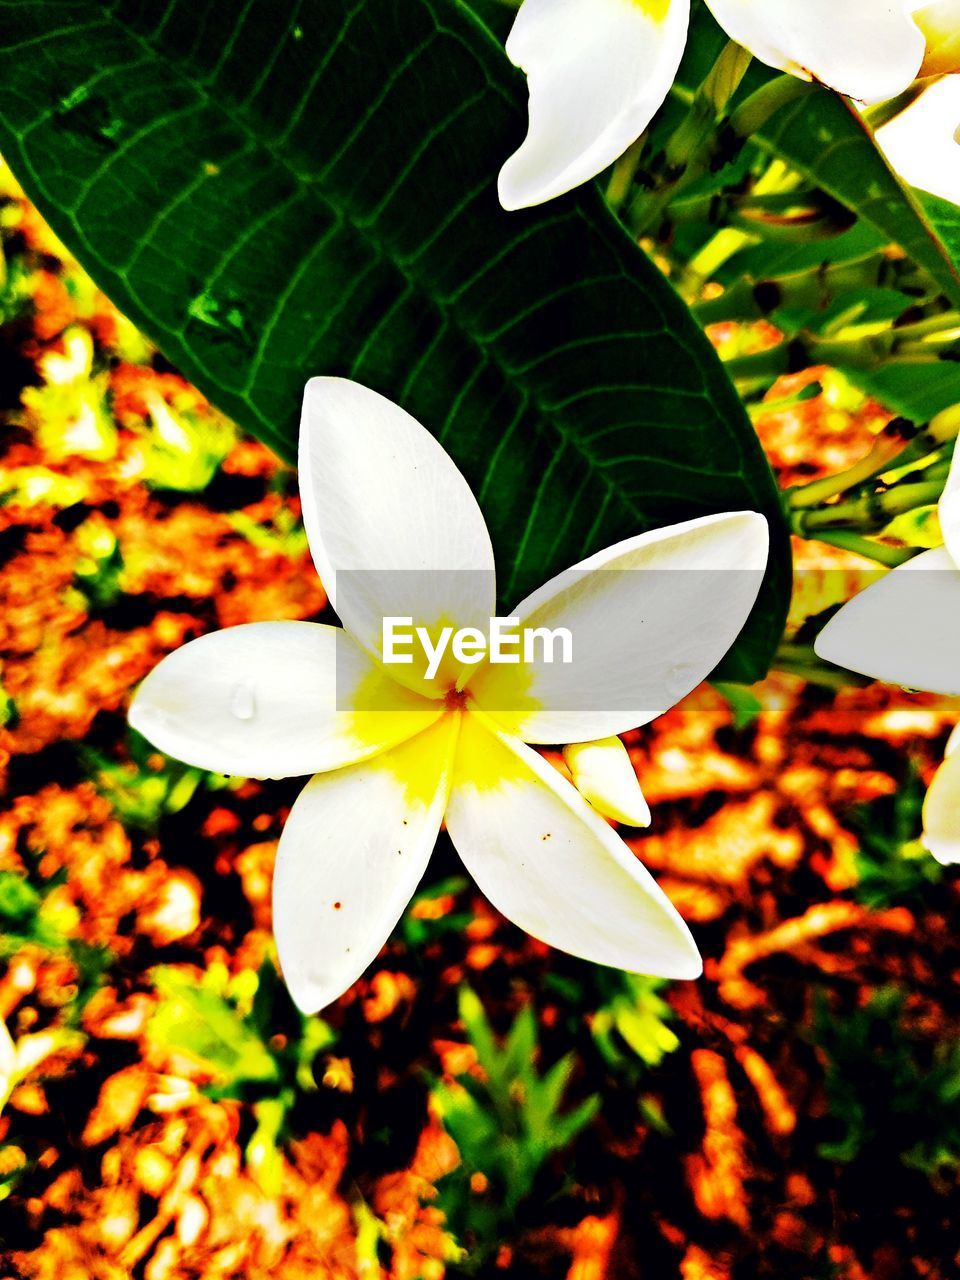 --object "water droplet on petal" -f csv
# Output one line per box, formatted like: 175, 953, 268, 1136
230, 682, 256, 721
